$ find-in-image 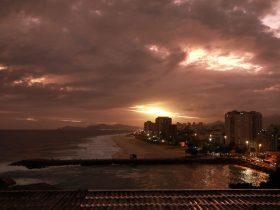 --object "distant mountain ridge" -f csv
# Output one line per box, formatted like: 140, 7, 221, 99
59, 117, 280, 131
60, 124, 139, 131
